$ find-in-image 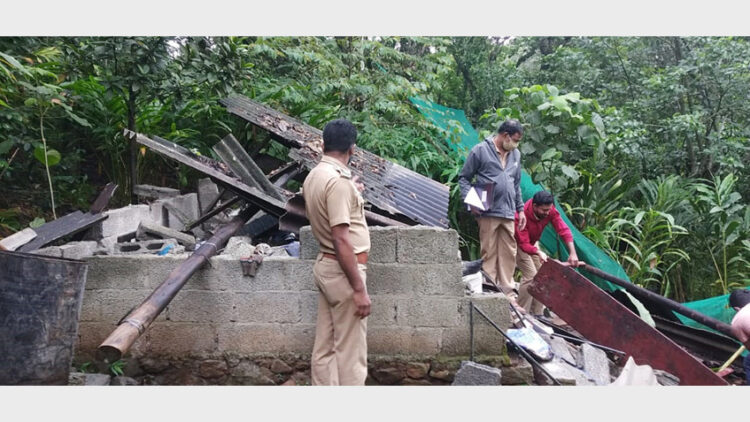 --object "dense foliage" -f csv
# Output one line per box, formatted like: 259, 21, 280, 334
1, 36, 749, 301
